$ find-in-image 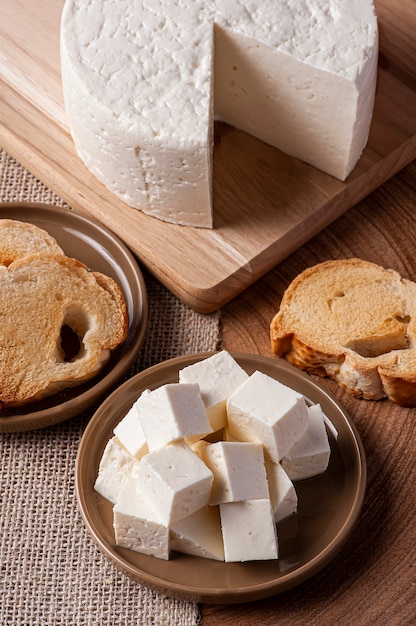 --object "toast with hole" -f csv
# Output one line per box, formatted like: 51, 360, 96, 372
0, 222, 128, 408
